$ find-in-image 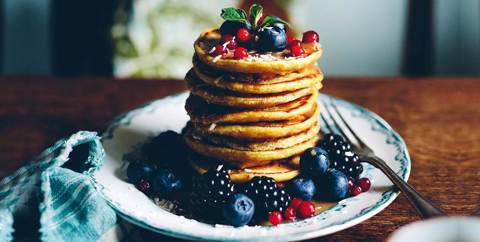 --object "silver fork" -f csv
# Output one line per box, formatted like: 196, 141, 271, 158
320, 98, 446, 219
